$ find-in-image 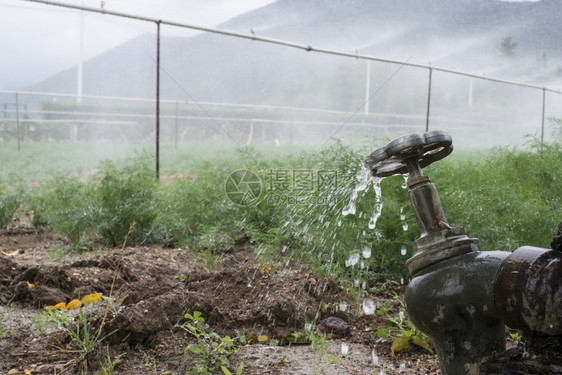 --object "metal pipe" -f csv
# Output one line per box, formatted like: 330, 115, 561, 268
15, 93, 20, 152
156, 20, 161, 179
425, 68, 432, 132
541, 87, 546, 152
174, 100, 178, 149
